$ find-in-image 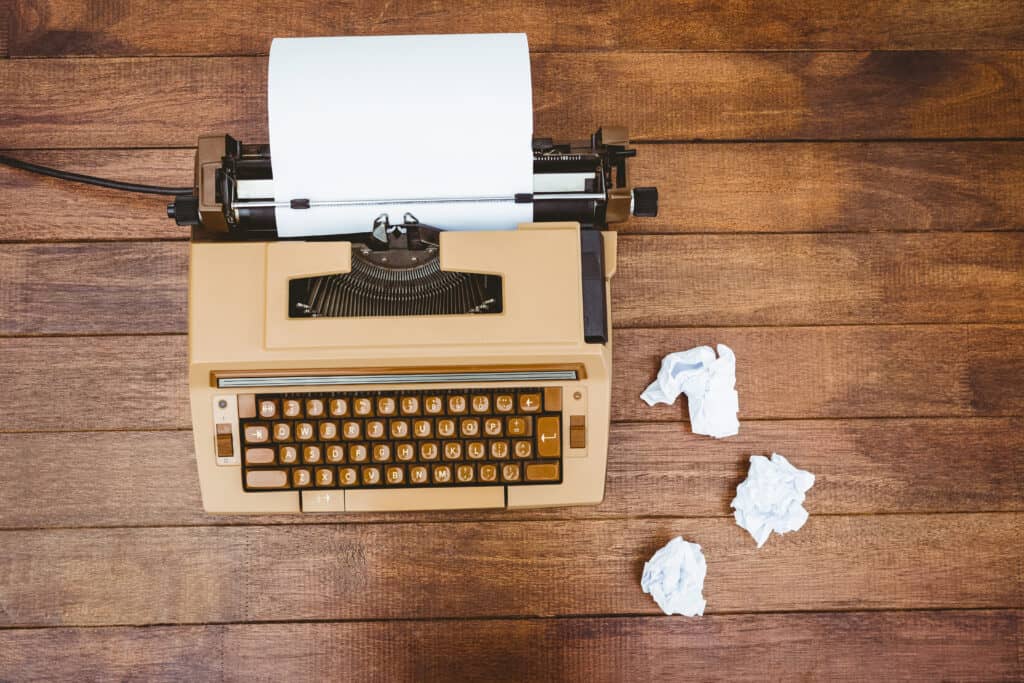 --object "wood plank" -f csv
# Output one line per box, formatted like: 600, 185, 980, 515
0, 514, 1018, 626
0, 325, 1021, 432
3, 52, 1024, 147
1, 418, 1019, 529
0, 611, 1019, 681
9, 0, 1024, 54
4, 142, 1024, 242
2, 234, 1021, 335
